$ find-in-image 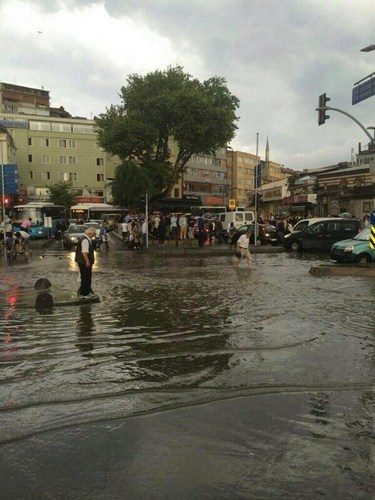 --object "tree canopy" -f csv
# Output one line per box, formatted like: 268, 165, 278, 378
47, 181, 75, 208
95, 66, 239, 207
